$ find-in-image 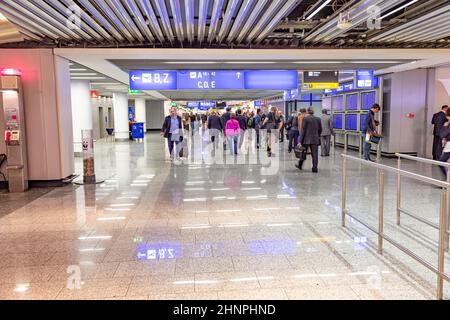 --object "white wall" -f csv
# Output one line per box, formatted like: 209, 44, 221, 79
146, 100, 165, 130
424, 67, 450, 158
